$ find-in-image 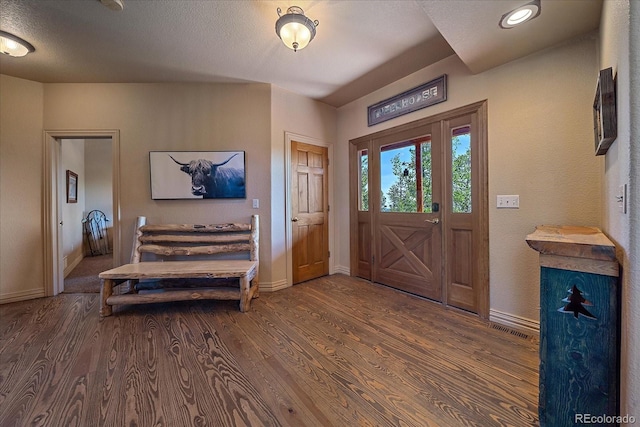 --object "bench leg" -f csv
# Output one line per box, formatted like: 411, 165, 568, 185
100, 279, 114, 317
252, 268, 259, 298
249, 278, 259, 300
128, 279, 139, 294
239, 276, 251, 312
